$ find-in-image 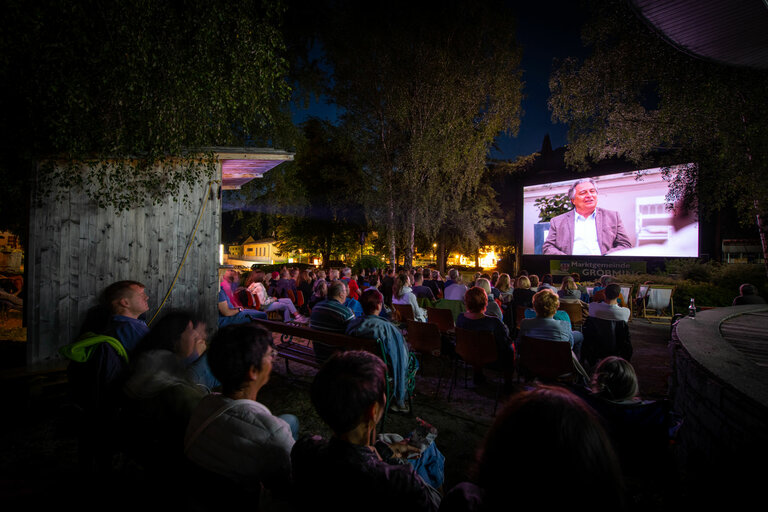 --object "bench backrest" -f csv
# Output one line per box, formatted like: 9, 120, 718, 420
251, 318, 381, 354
